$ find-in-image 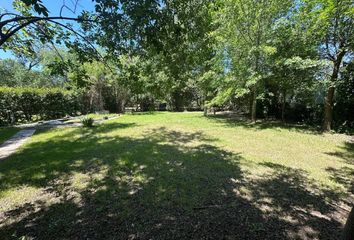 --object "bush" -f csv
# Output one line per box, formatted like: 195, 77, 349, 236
0, 87, 83, 126
81, 117, 94, 127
